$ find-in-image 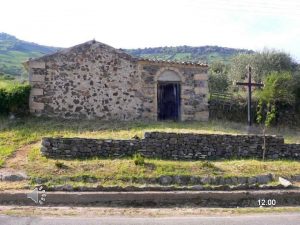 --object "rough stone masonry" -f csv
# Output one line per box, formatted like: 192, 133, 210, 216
41, 132, 300, 160
23, 41, 209, 121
